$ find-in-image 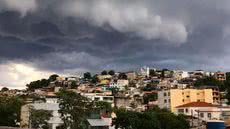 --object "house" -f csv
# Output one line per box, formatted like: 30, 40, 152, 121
126, 71, 136, 81
81, 93, 114, 106
214, 72, 226, 81
87, 119, 110, 129
109, 79, 129, 90
158, 88, 214, 112
20, 97, 63, 129
173, 70, 189, 80
176, 102, 230, 122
